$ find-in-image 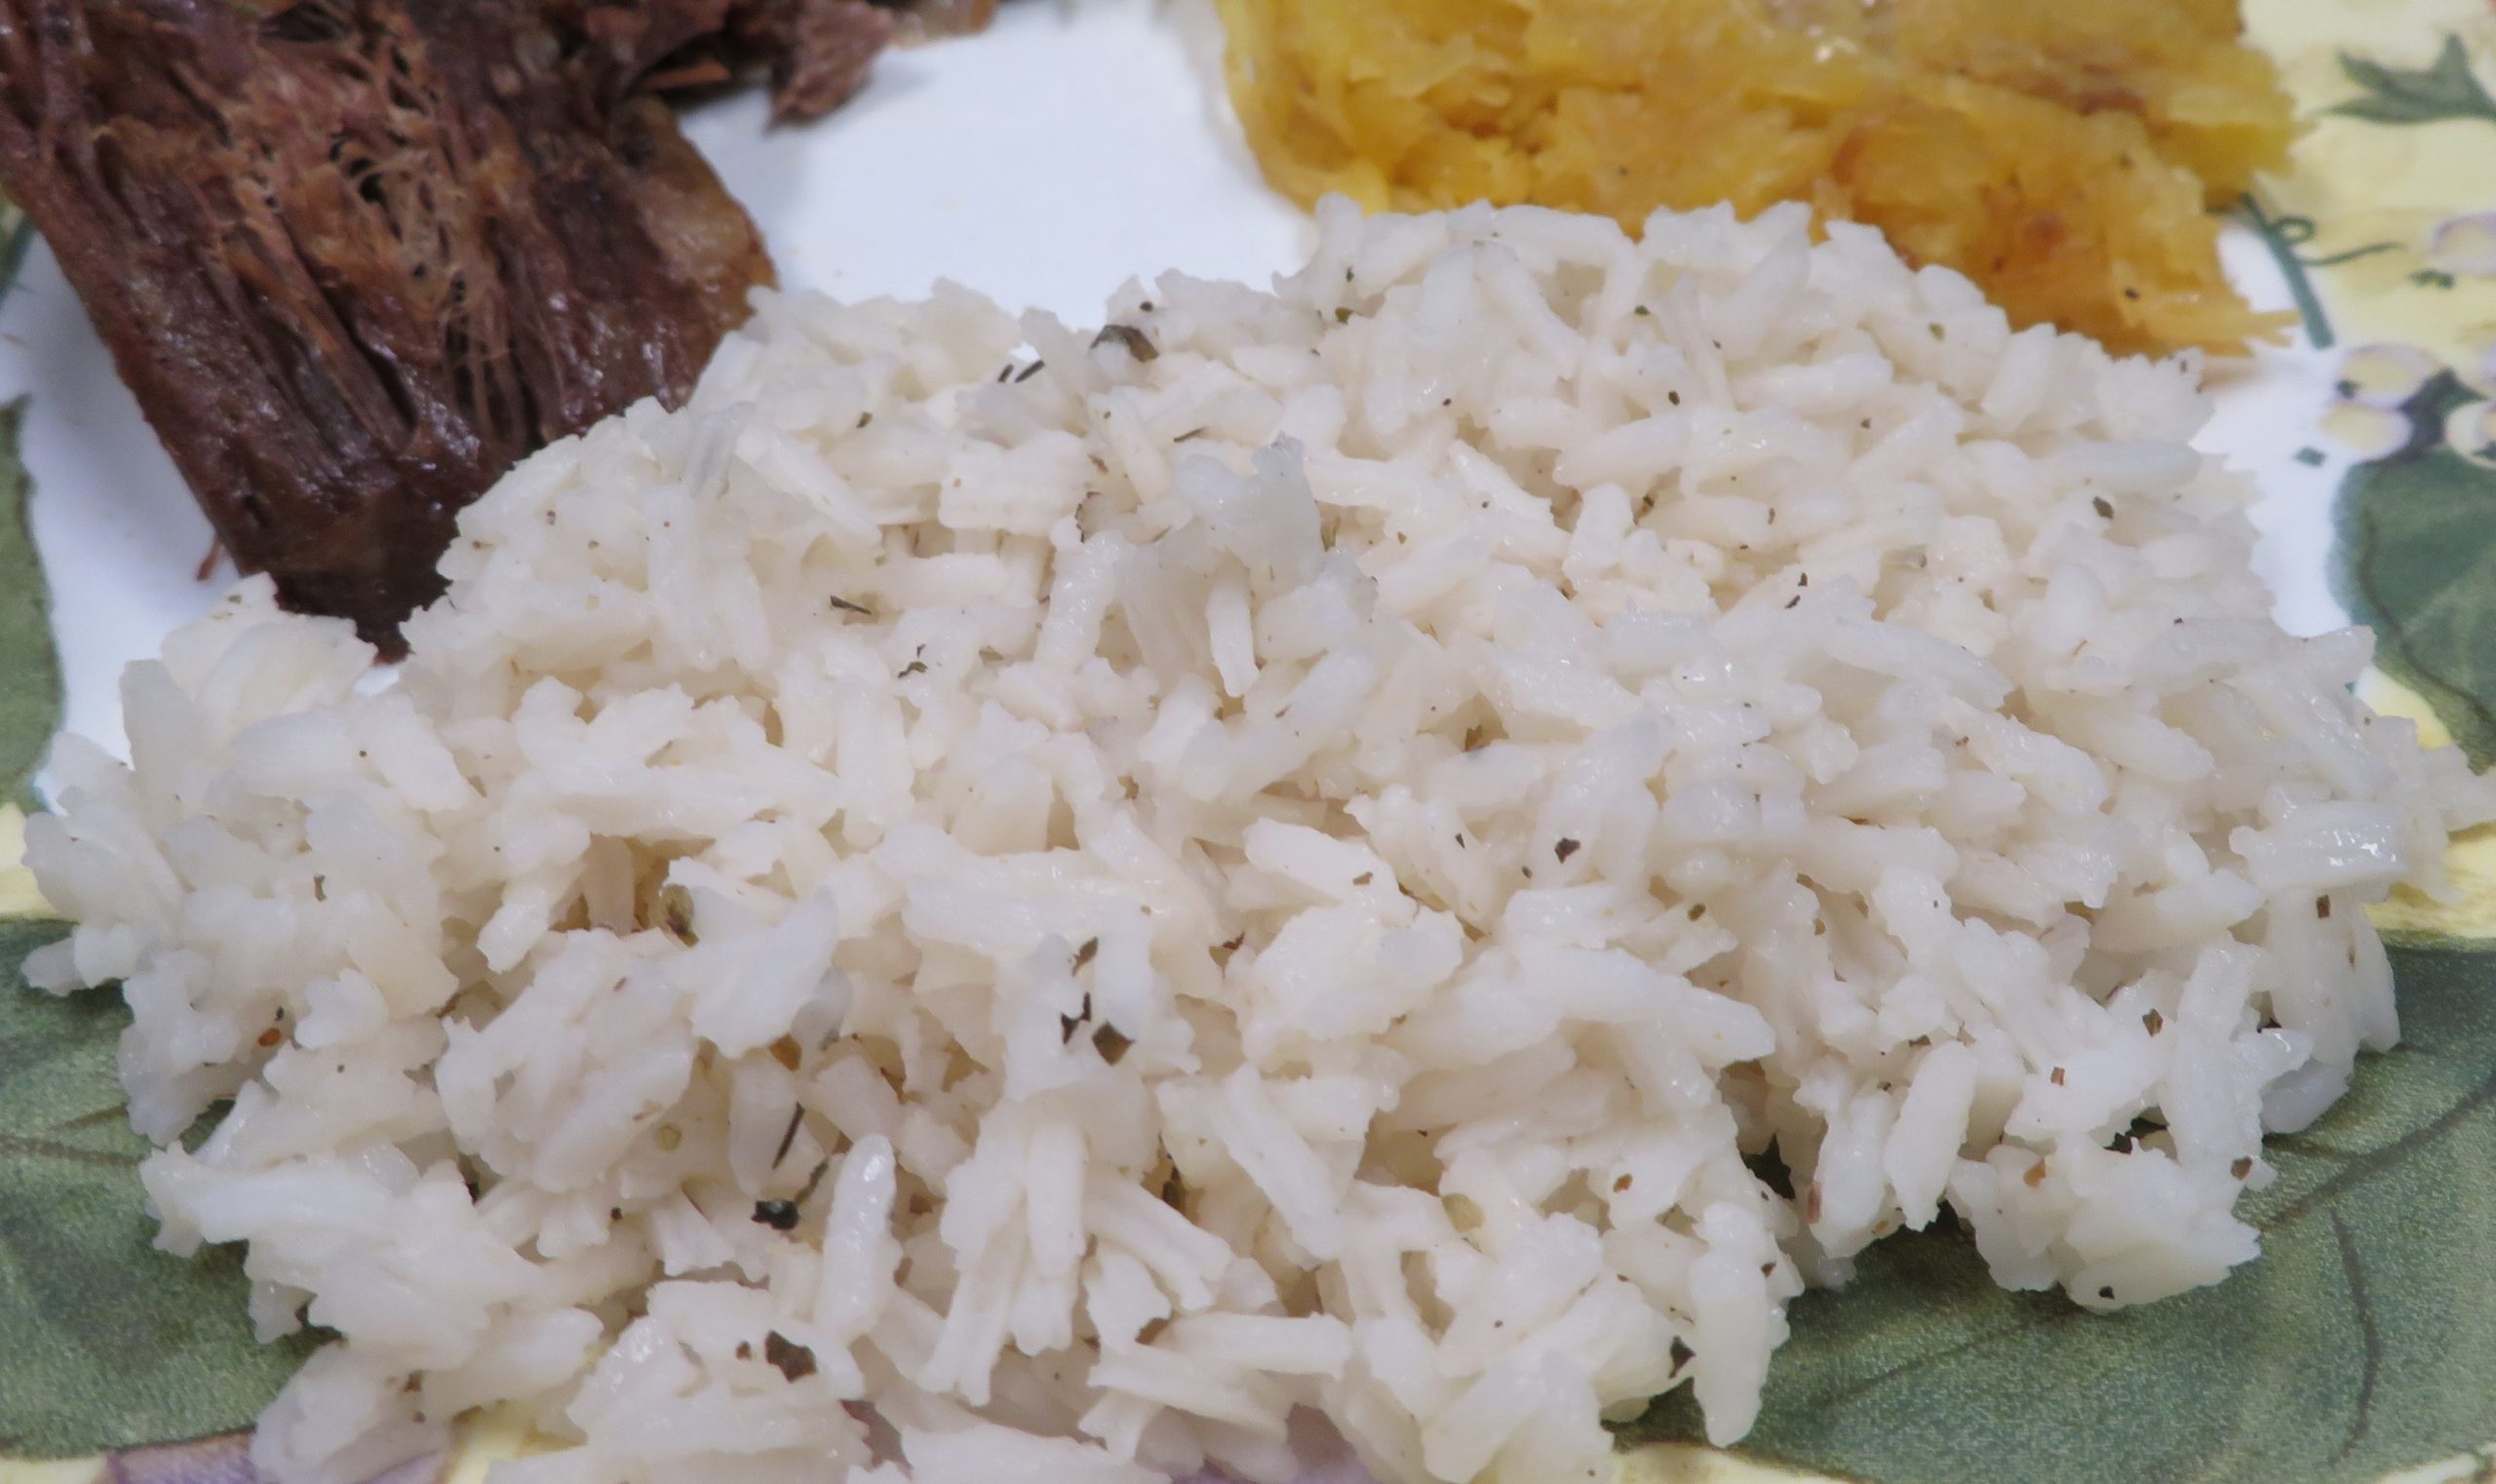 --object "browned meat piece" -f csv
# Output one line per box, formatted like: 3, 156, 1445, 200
888, 0, 999, 41
745, 0, 895, 121
641, 0, 1000, 120
631, 0, 894, 122
0, 0, 774, 653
